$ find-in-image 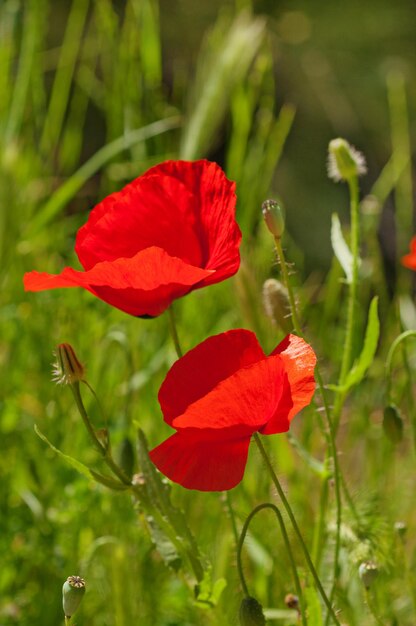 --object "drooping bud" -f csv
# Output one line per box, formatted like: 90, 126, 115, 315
358, 561, 379, 589
262, 199, 285, 238
62, 575, 86, 618
327, 138, 367, 182
239, 596, 266, 626
382, 405, 403, 444
53, 344, 85, 385
262, 278, 291, 333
